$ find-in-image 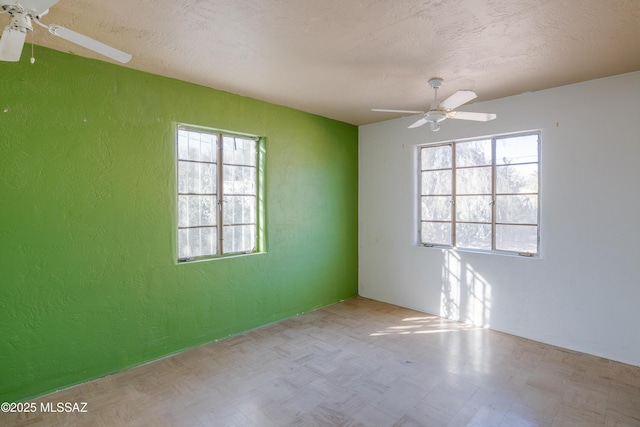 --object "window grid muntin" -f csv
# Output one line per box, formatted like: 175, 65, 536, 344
177, 127, 260, 261
419, 131, 540, 256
